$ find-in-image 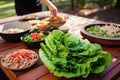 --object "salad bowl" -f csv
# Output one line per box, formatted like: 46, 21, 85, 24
21, 30, 49, 48
80, 23, 120, 45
